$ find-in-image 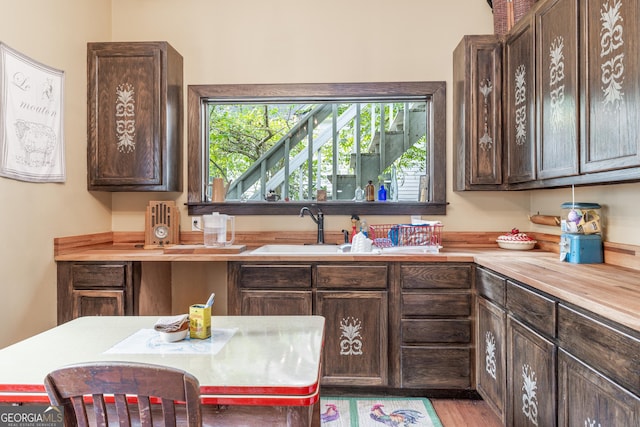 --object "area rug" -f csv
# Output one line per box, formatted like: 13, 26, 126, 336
319, 396, 443, 427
